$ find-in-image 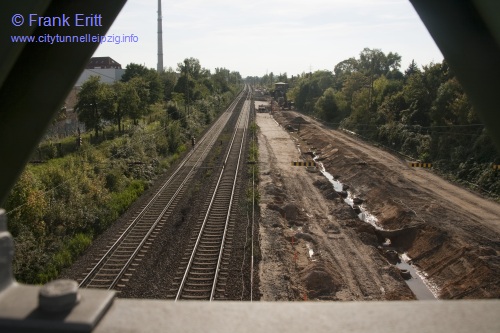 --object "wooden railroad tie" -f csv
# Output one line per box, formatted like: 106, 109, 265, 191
291, 161, 317, 167
408, 162, 432, 168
